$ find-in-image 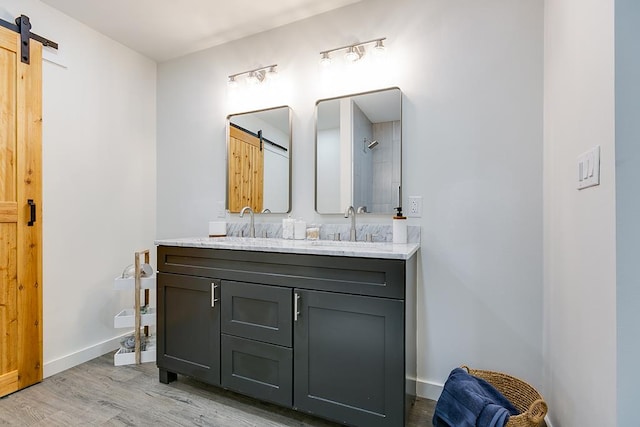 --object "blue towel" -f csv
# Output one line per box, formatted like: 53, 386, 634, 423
433, 368, 519, 427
